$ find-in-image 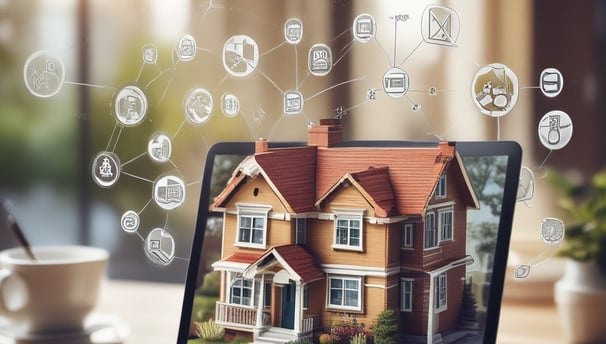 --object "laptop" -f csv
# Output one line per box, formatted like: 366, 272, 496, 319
177, 135, 522, 343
